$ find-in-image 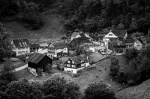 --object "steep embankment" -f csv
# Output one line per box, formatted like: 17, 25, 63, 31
3, 13, 66, 43
116, 79, 150, 99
